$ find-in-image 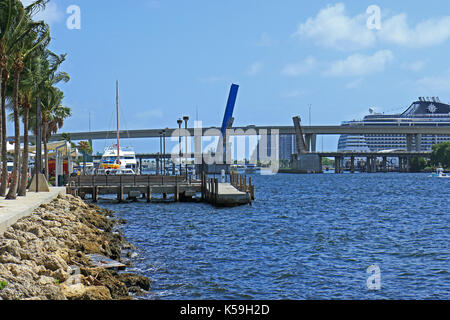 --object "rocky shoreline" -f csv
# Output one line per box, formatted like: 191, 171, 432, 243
0, 194, 150, 300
